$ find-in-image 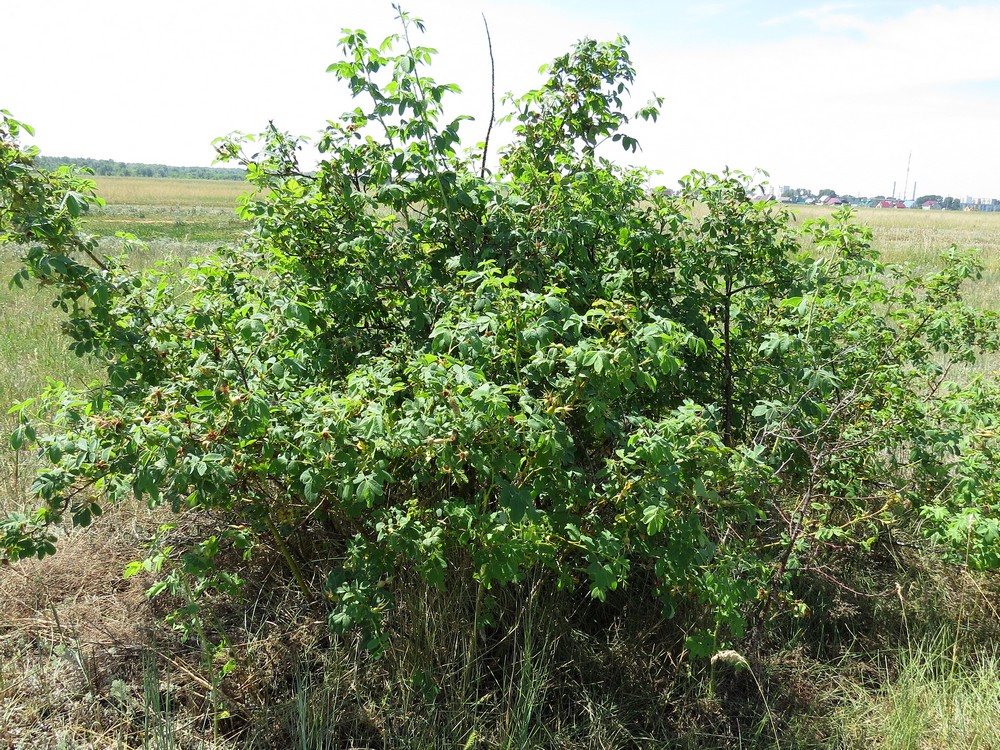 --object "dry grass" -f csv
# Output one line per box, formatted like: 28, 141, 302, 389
0, 501, 176, 749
